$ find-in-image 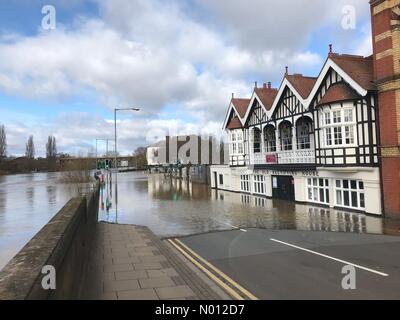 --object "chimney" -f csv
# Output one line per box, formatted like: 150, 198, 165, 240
328, 44, 333, 57
285, 66, 289, 75
254, 81, 258, 89
268, 82, 271, 89
232, 93, 234, 99
263, 83, 267, 89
